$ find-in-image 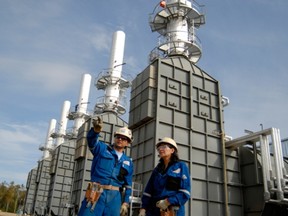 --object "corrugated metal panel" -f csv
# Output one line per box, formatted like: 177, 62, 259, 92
47, 141, 76, 216
129, 56, 243, 216
33, 159, 51, 215
281, 138, 288, 157
24, 168, 37, 215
